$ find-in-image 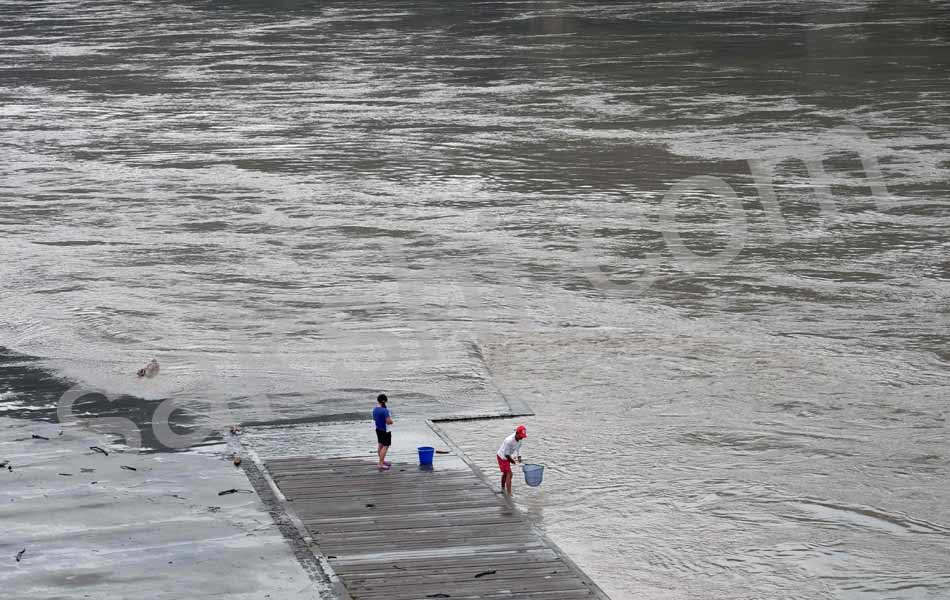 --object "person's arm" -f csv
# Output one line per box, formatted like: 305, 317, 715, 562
385, 408, 393, 425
